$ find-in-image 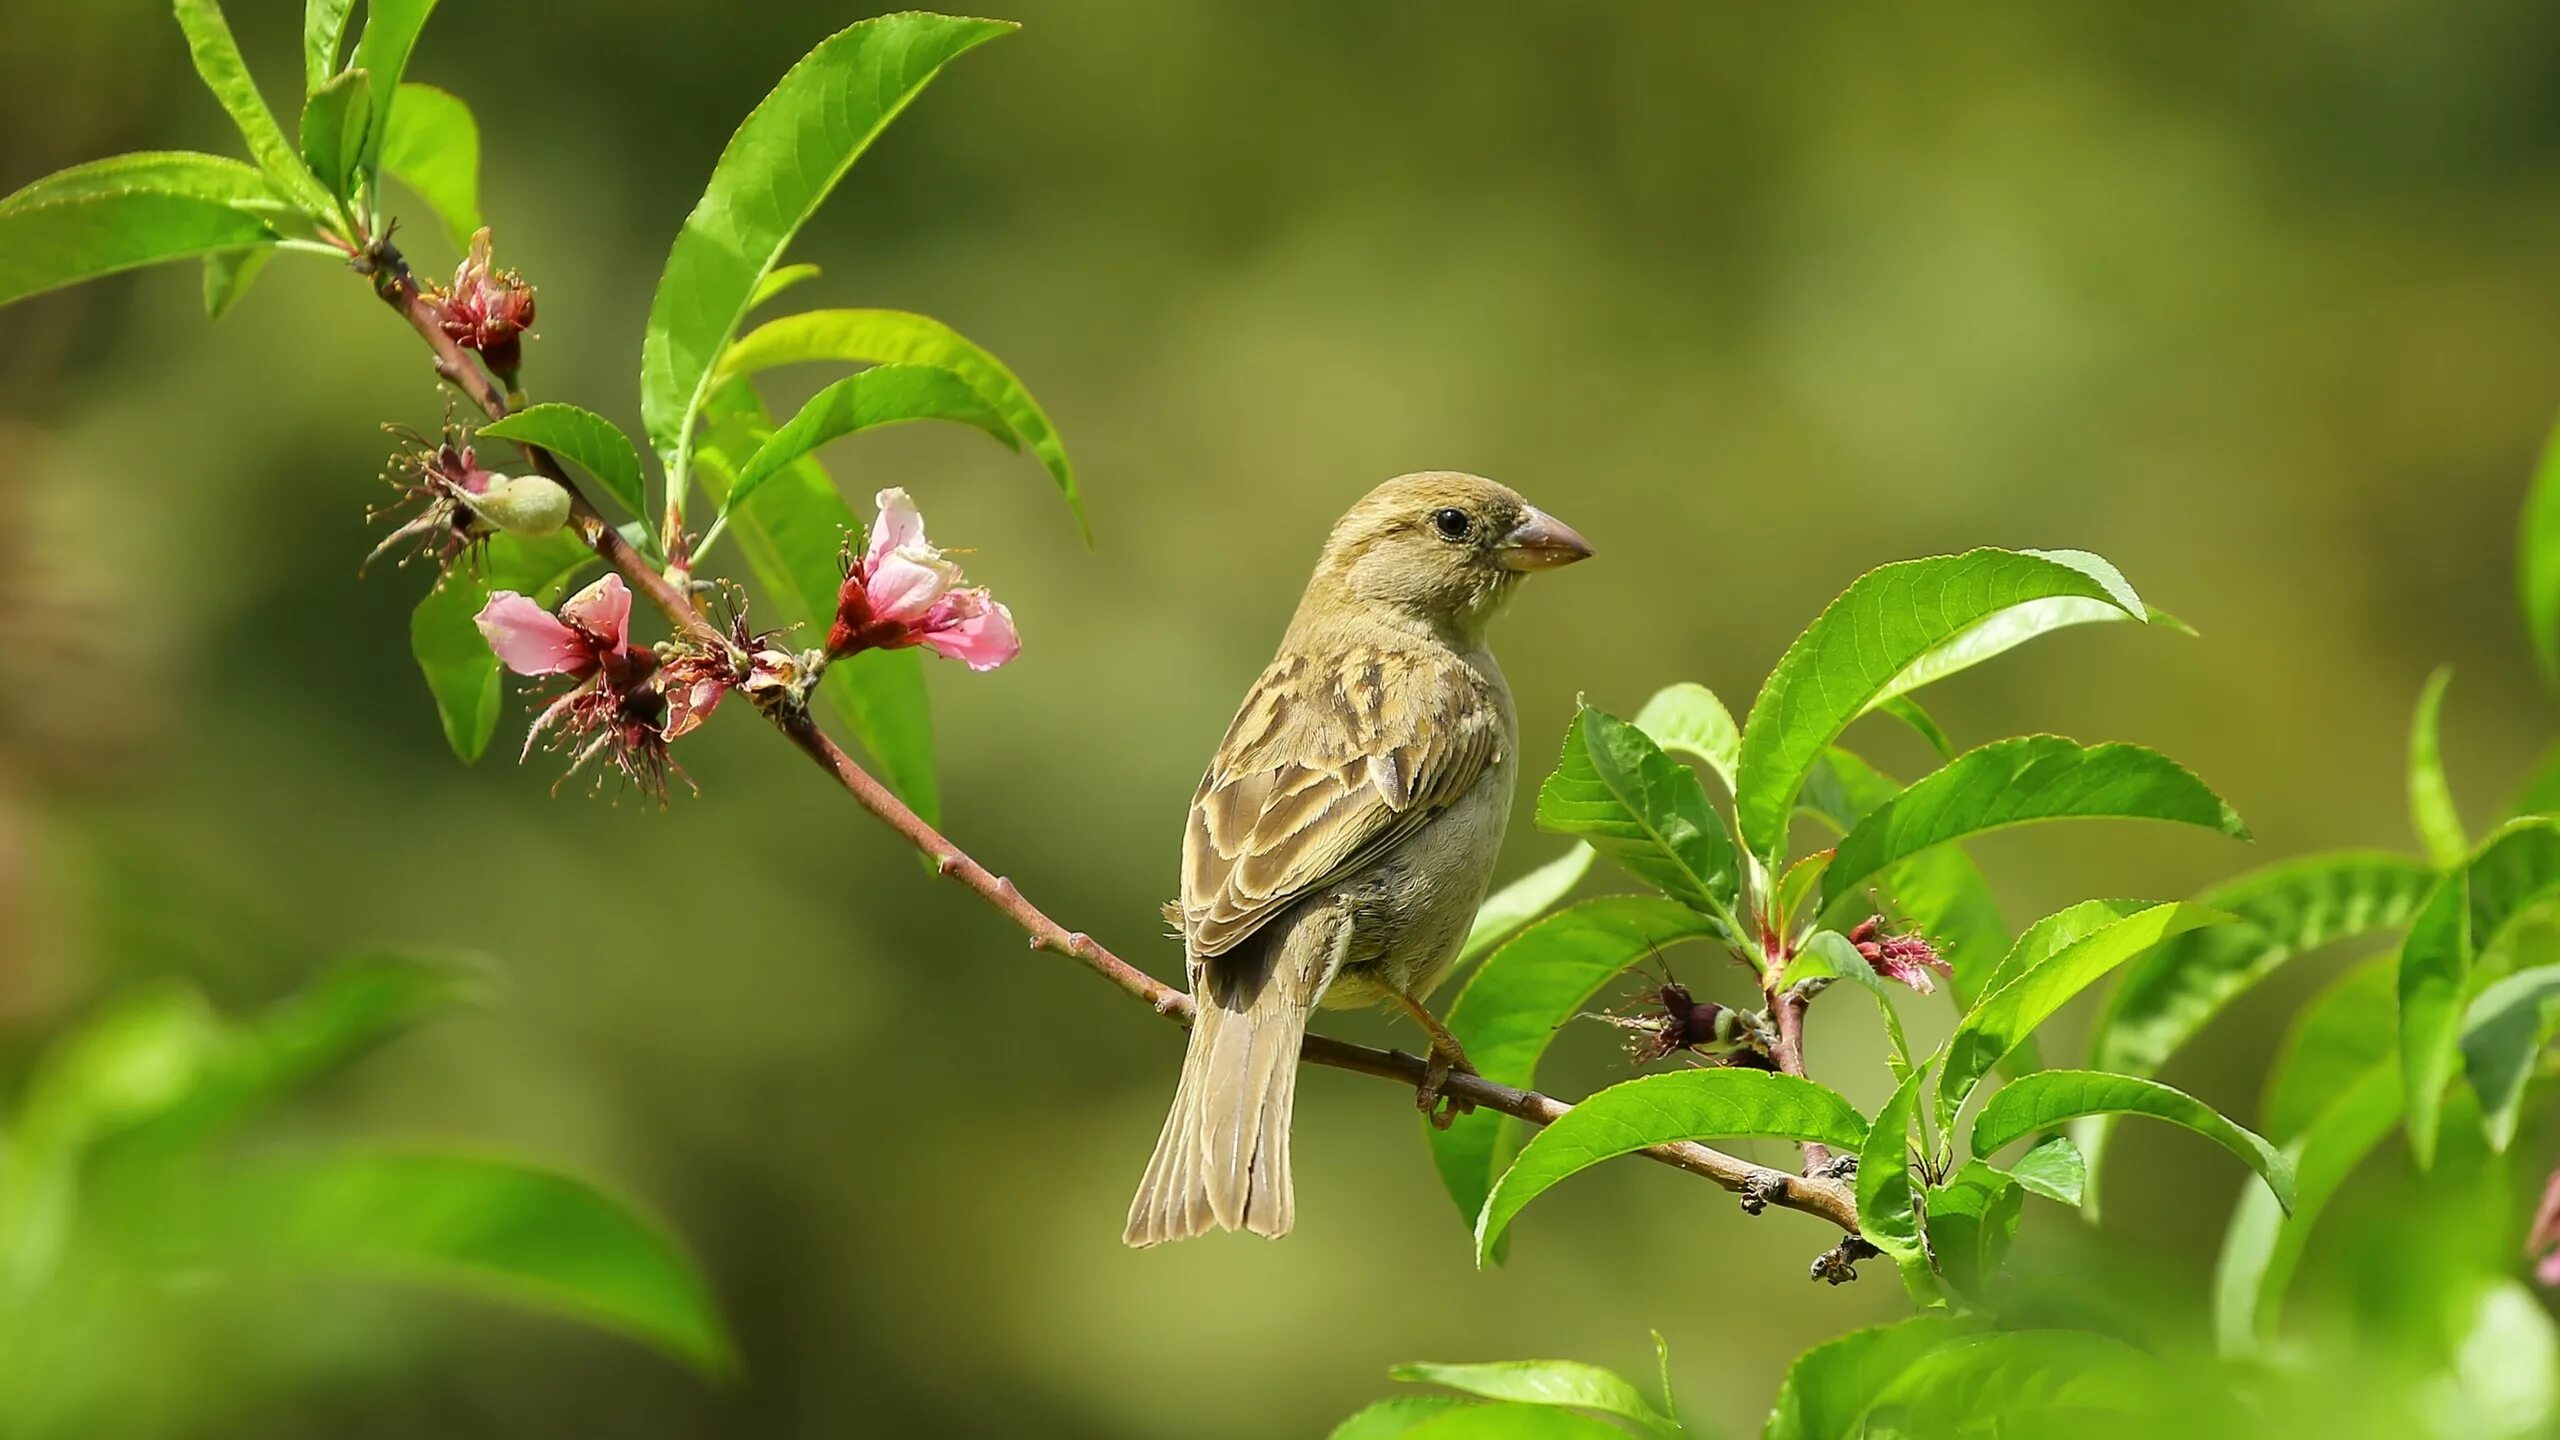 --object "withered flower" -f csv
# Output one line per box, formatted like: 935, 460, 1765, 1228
429, 228, 538, 381
475, 575, 682, 801
1848, 915, 1952, 994
1590, 972, 1776, 1068
365, 408, 567, 572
